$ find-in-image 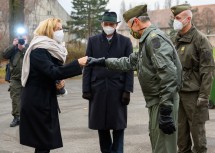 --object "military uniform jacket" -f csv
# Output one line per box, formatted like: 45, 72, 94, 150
2, 45, 25, 81
83, 31, 134, 130
175, 26, 215, 98
106, 25, 182, 107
